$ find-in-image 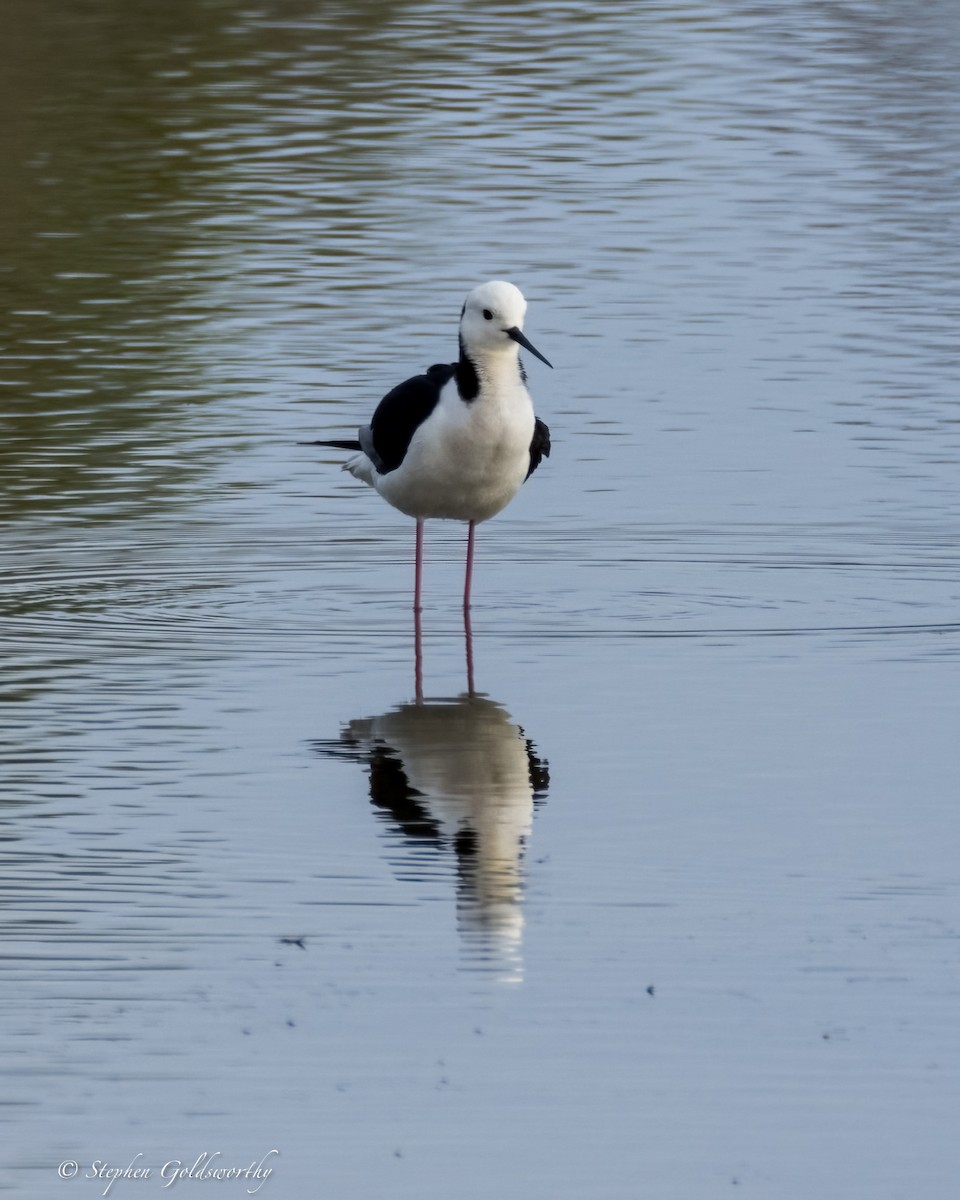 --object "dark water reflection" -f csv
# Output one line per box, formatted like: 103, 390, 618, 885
3, 1, 960, 1196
